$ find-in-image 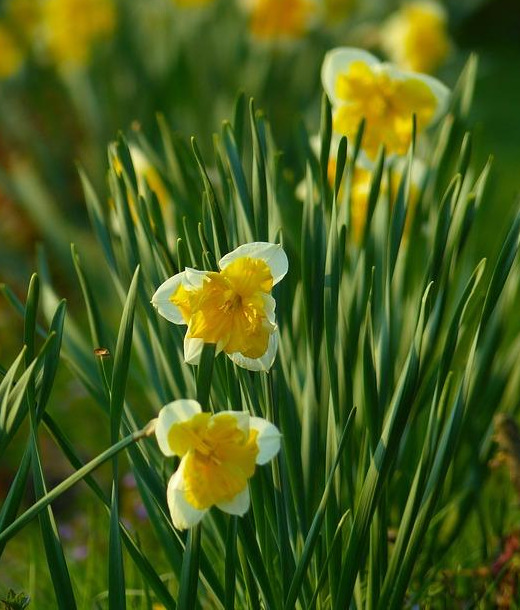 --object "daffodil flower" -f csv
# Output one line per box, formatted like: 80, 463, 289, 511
239, 0, 317, 42
155, 399, 281, 529
380, 1, 452, 74
42, 0, 116, 68
298, 134, 425, 243
152, 242, 288, 371
321, 47, 450, 160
